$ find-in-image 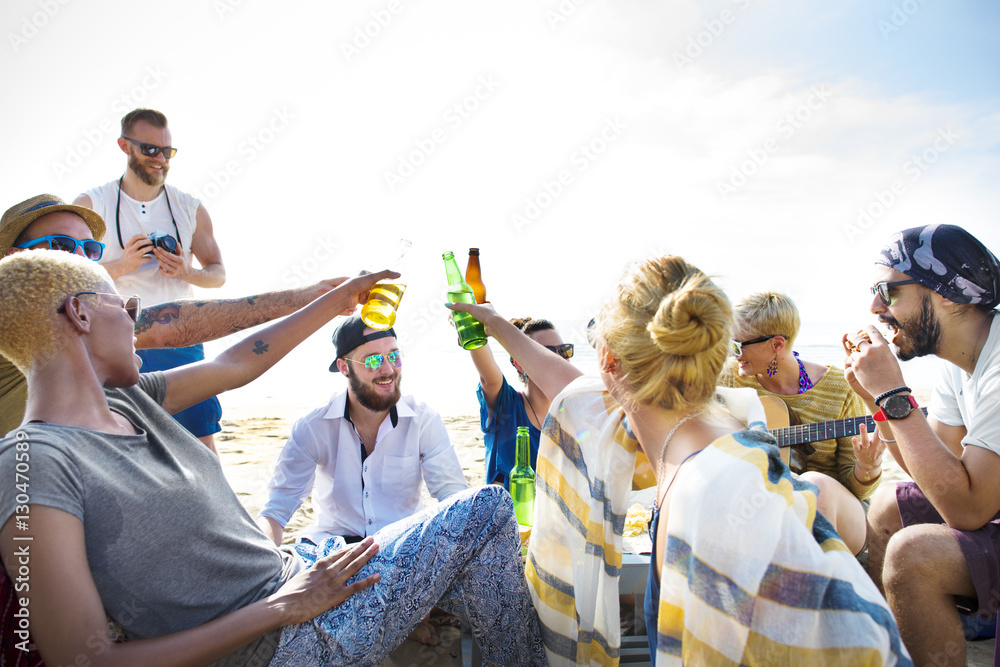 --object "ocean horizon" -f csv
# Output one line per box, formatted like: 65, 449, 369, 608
211, 318, 938, 422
